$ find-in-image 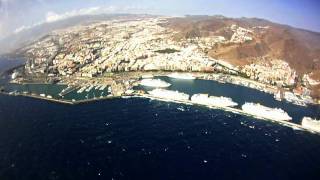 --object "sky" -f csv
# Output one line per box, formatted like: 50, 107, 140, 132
0, 0, 320, 39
